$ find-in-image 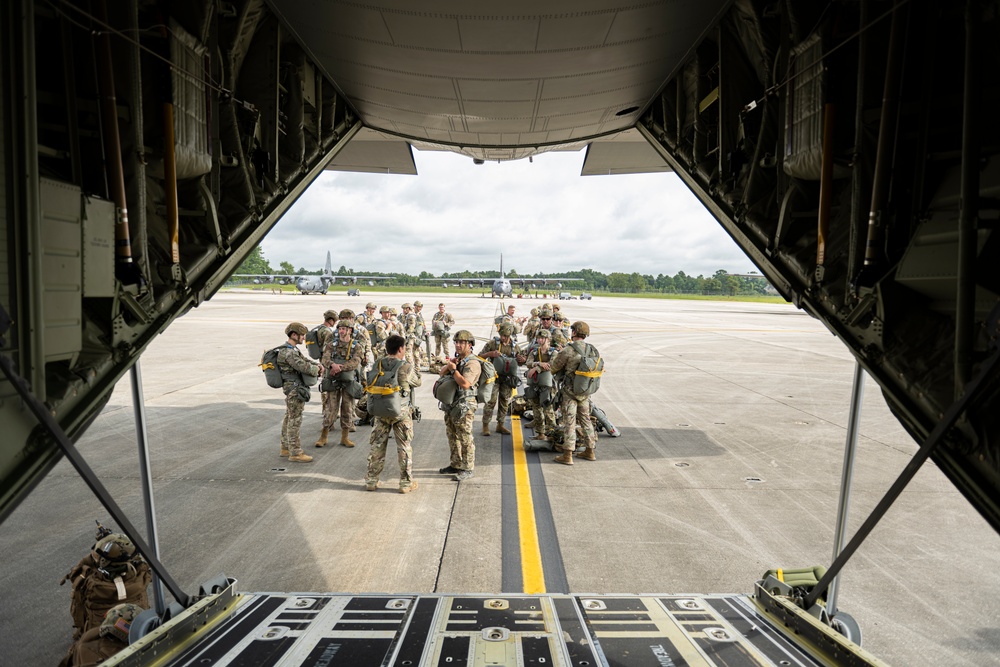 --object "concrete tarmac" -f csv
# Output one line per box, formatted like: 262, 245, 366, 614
1, 291, 998, 665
